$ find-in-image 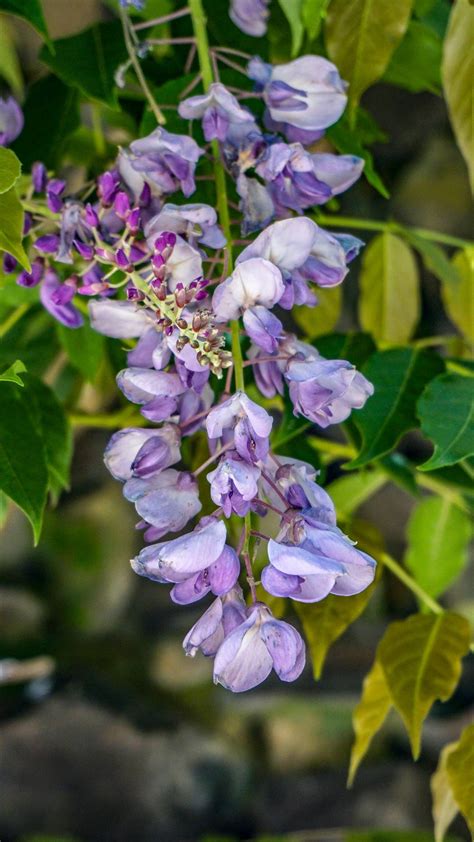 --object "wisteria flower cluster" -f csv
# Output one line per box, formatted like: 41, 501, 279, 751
4, 35, 376, 692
